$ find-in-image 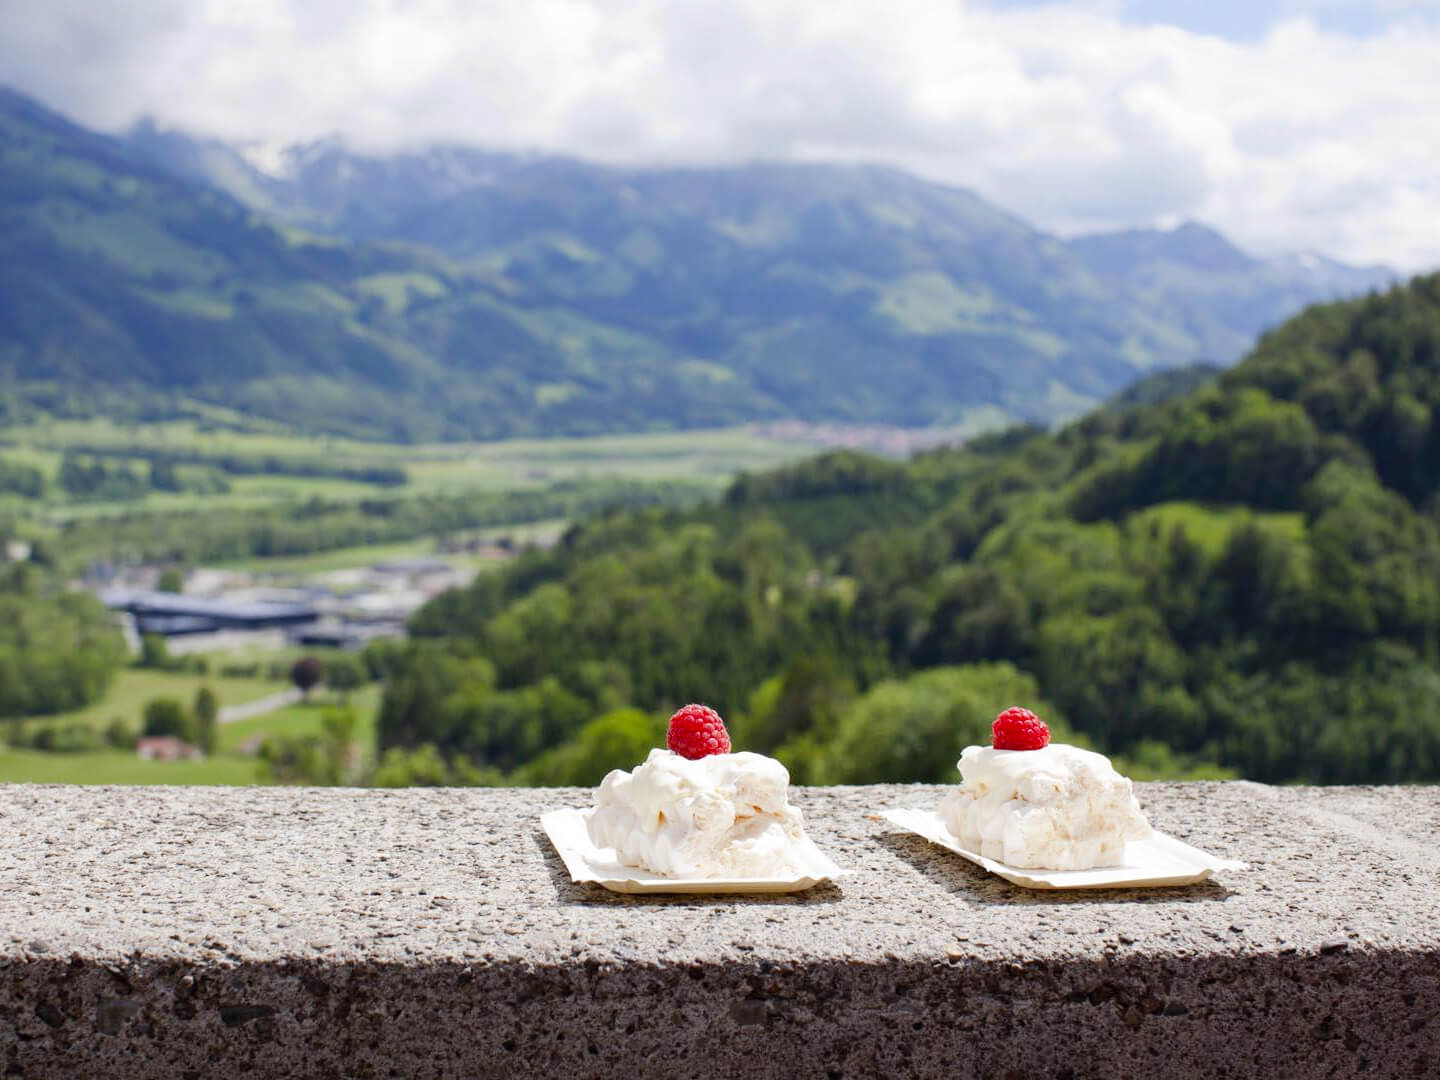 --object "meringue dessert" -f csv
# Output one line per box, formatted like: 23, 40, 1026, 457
937, 707, 1151, 870
585, 704, 816, 878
